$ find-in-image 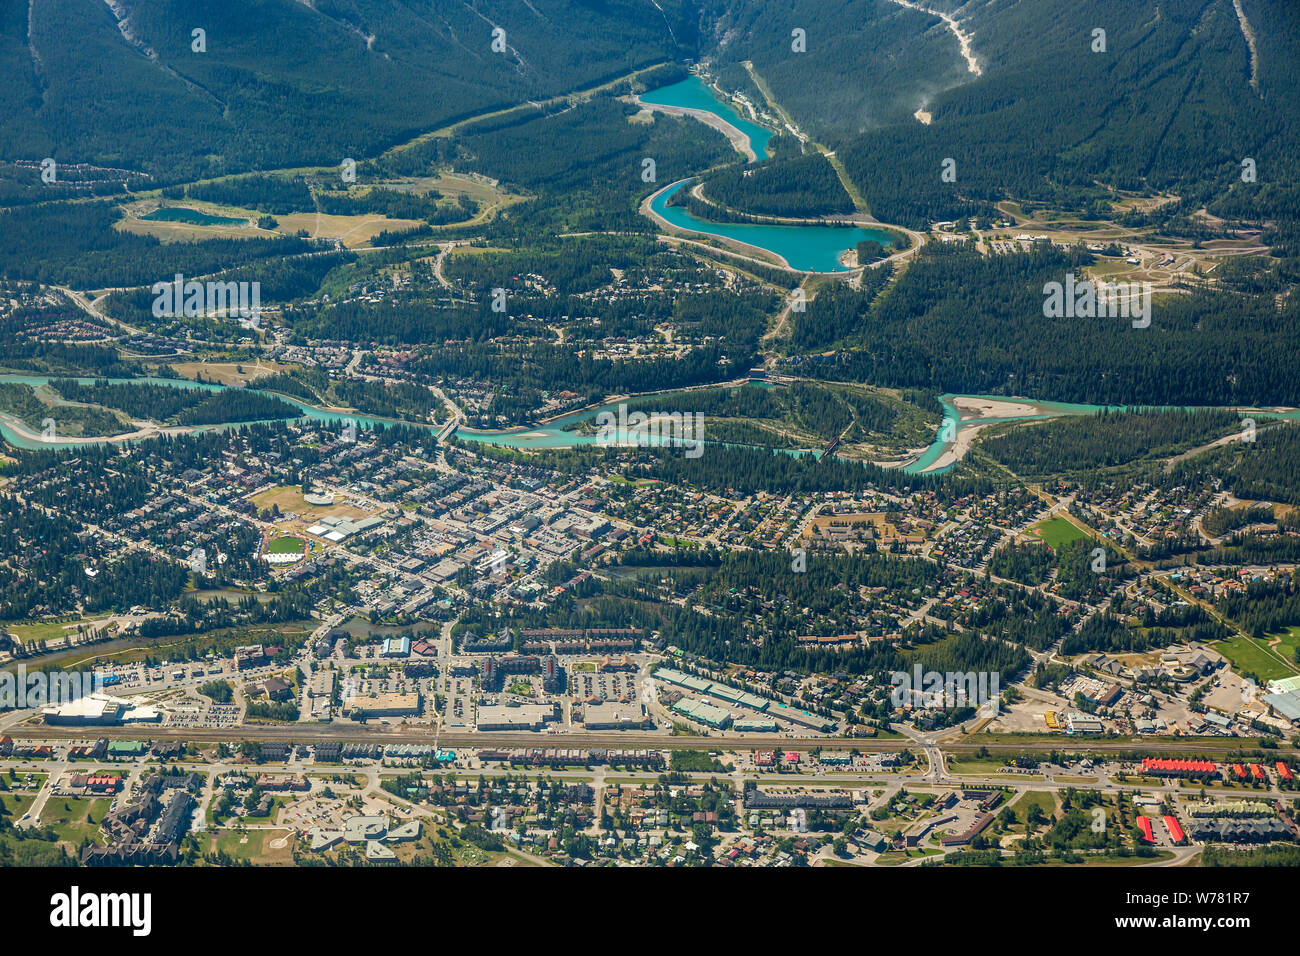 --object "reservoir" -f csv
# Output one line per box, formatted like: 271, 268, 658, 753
639, 75, 897, 273
639, 76, 773, 160
651, 179, 897, 273
140, 207, 249, 226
